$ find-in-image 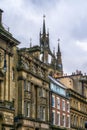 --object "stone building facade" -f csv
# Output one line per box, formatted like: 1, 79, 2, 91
15, 49, 50, 130
59, 71, 87, 130
0, 9, 20, 130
